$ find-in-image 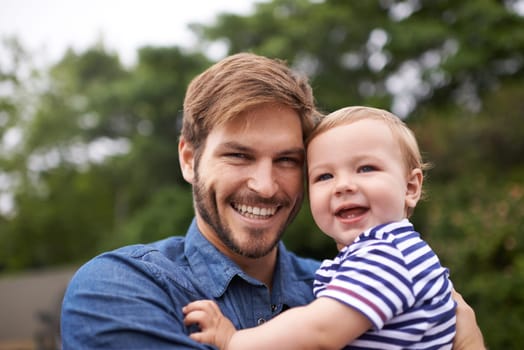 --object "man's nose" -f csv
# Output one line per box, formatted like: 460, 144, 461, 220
247, 161, 278, 198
